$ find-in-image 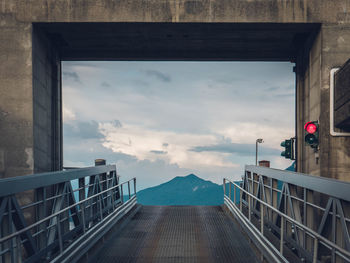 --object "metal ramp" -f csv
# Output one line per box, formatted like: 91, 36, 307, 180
90, 206, 259, 263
